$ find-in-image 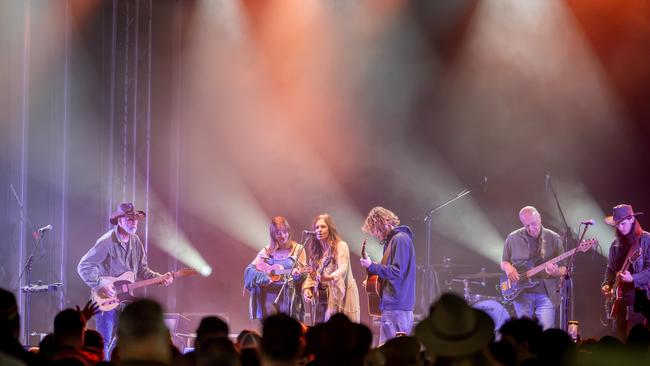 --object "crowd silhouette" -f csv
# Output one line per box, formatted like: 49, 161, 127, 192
2, 288, 650, 366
